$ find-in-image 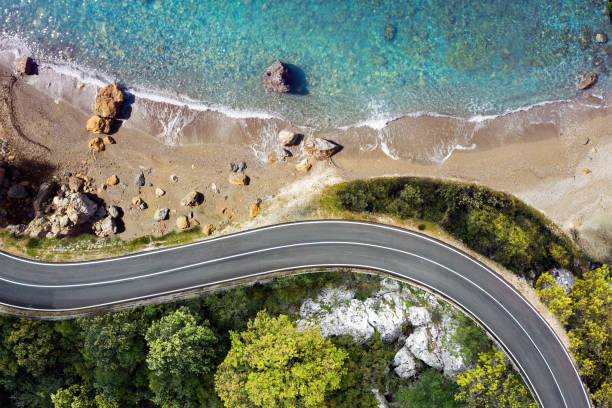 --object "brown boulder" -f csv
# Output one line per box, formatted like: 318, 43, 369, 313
94, 83, 125, 118
203, 223, 216, 236
296, 158, 312, 172
106, 175, 119, 185
249, 202, 260, 217
88, 137, 105, 152
180, 191, 203, 207
68, 176, 85, 192
578, 72, 597, 90
304, 137, 342, 160
14, 57, 33, 75
229, 173, 249, 185
263, 60, 292, 93
176, 215, 190, 230
86, 115, 112, 134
